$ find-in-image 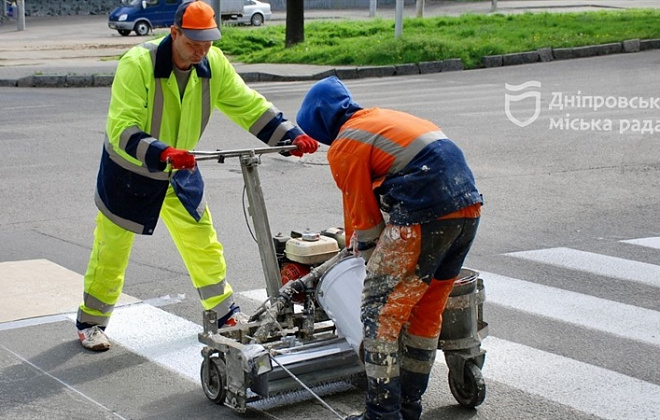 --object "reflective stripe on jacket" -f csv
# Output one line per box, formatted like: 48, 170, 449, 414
96, 35, 302, 234
328, 108, 482, 243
